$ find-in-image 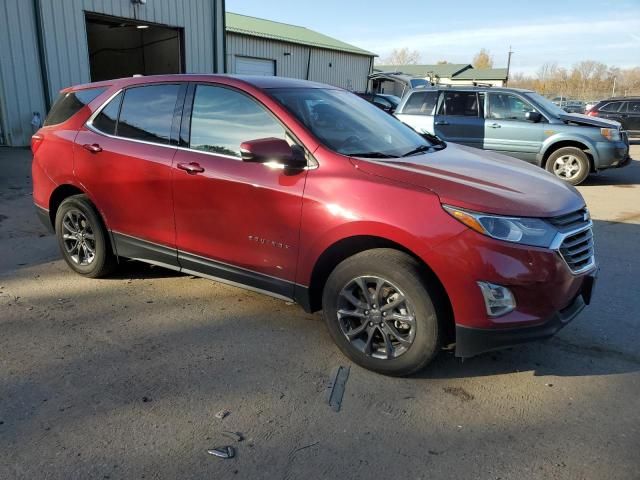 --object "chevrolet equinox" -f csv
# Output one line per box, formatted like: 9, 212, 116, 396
32, 75, 597, 376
